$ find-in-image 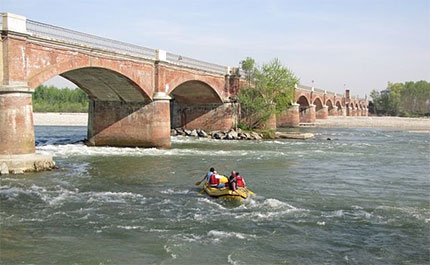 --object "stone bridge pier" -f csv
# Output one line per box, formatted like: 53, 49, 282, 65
87, 94, 171, 148
300, 104, 316, 123
0, 85, 55, 173
277, 103, 300, 127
